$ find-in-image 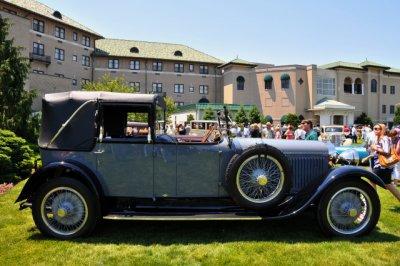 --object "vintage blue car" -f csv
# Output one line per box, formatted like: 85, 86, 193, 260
16, 91, 386, 239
